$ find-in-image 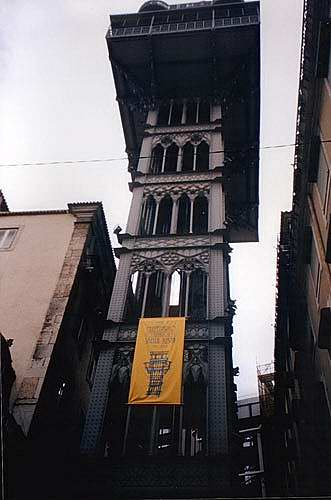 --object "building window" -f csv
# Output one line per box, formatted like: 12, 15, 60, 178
157, 101, 183, 127
156, 196, 173, 235
164, 143, 179, 173
0, 228, 18, 250
310, 239, 321, 298
158, 102, 171, 126
186, 101, 198, 125
169, 270, 182, 317
316, 20, 331, 78
243, 434, 254, 448
177, 194, 191, 235
170, 102, 183, 126
139, 195, 156, 235
157, 100, 210, 127
144, 270, 166, 317
188, 268, 208, 320
182, 142, 195, 171
150, 144, 164, 174
186, 100, 210, 124
317, 144, 330, 213
198, 101, 210, 123
196, 141, 209, 171
193, 195, 209, 233
127, 264, 208, 321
